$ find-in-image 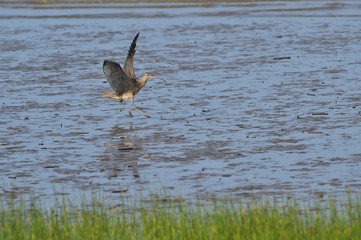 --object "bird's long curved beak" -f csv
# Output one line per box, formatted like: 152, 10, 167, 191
150, 75, 167, 83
